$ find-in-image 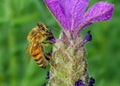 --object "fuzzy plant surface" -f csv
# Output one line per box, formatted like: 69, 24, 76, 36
44, 0, 114, 86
